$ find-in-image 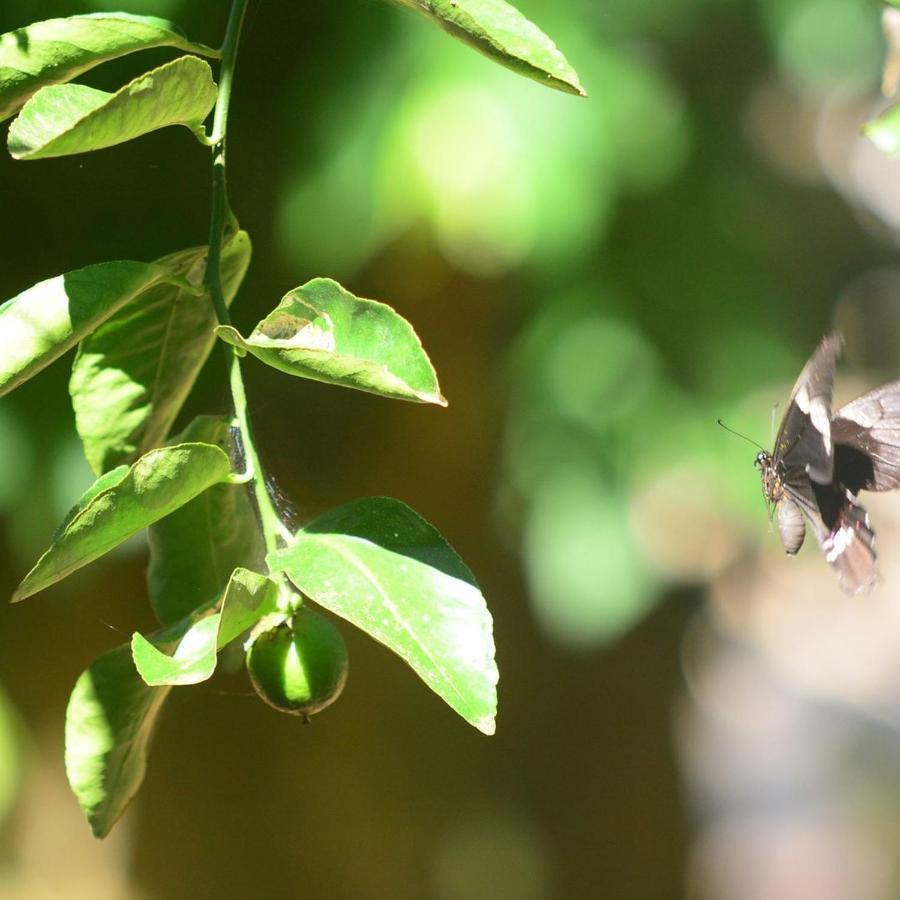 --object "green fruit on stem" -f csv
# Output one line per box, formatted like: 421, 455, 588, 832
246, 608, 348, 718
